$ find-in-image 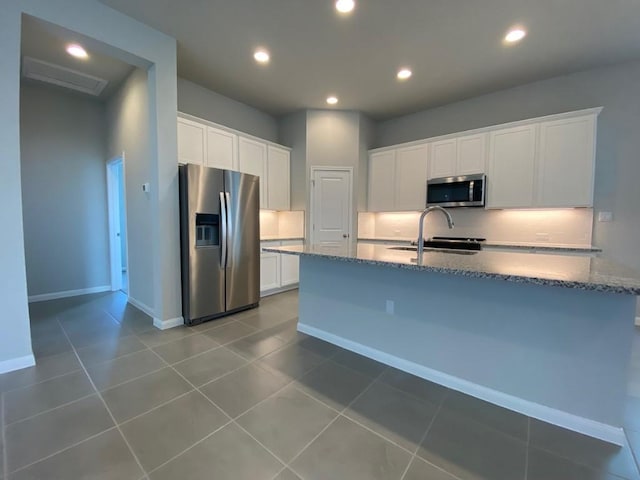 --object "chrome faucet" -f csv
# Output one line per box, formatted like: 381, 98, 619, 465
417, 206, 454, 259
